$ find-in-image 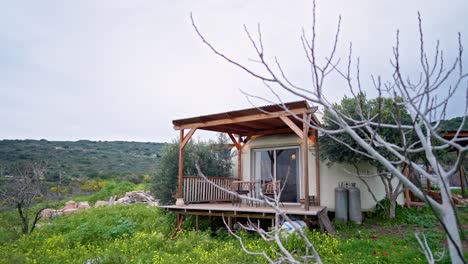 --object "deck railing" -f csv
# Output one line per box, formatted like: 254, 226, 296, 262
183, 176, 238, 203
